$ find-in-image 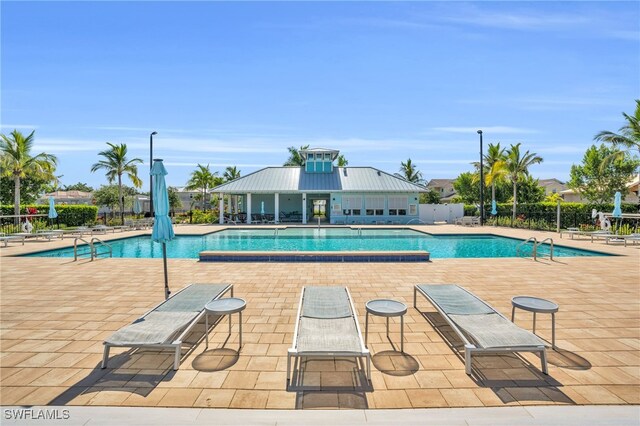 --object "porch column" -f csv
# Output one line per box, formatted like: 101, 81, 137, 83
219, 192, 224, 224
247, 193, 252, 224
302, 193, 307, 224
274, 193, 280, 224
